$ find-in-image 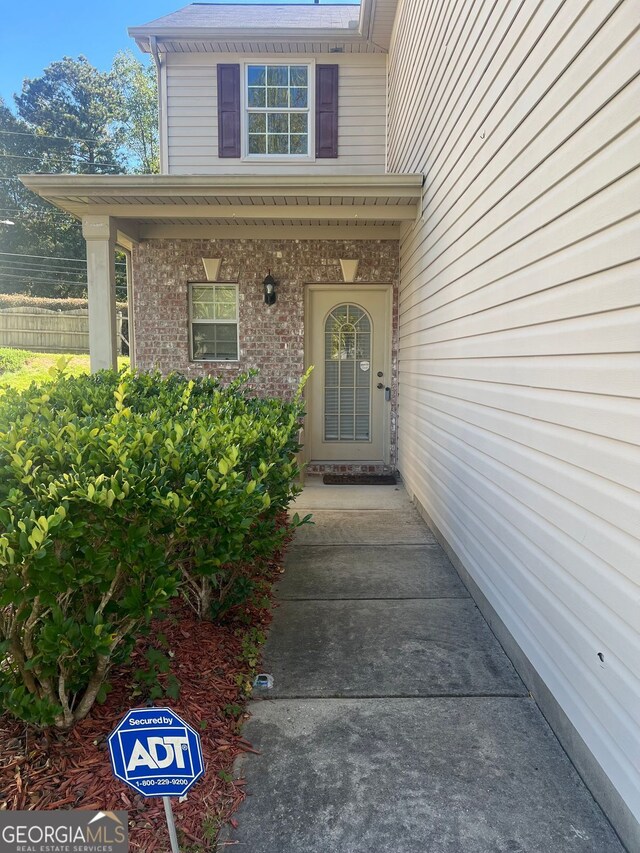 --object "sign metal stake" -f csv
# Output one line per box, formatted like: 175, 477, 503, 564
163, 796, 180, 853
107, 707, 204, 853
